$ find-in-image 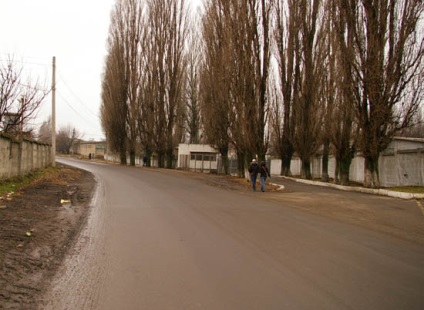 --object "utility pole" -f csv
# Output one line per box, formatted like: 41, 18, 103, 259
52, 56, 56, 167
18, 97, 24, 176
